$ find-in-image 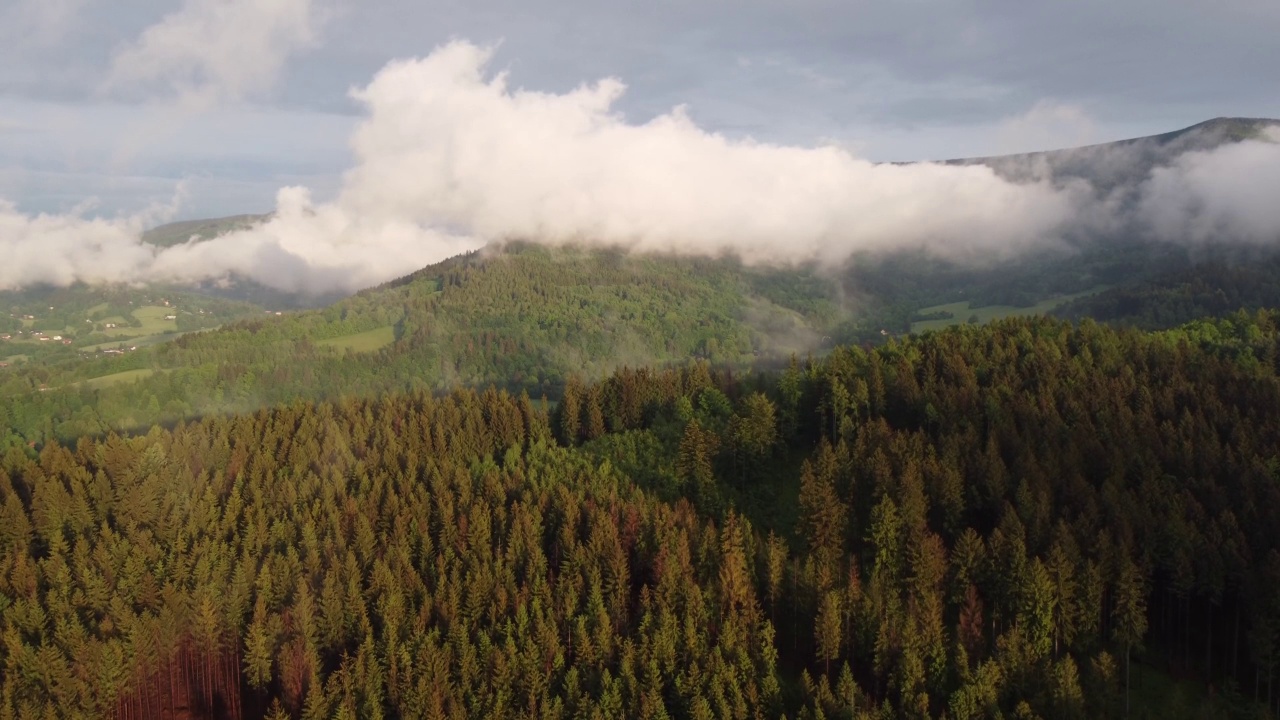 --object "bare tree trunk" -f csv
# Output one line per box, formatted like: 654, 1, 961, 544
1185, 595, 1192, 673
1125, 641, 1132, 720
1233, 600, 1241, 681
